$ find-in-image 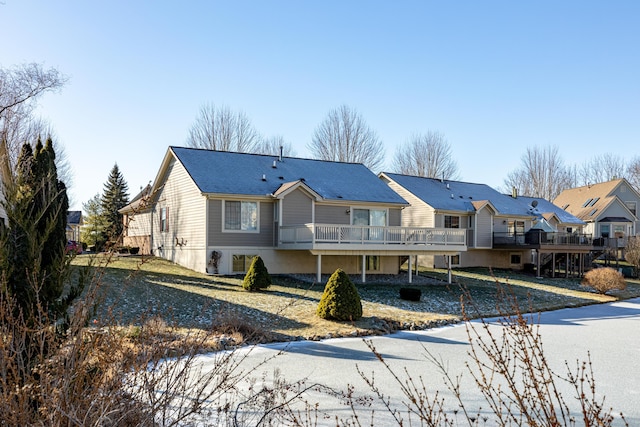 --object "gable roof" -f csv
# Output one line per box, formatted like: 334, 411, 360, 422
553, 179, 636, 222
380, 173, 533, 216
119, 183, 152, 214
163, 147, 408, 205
